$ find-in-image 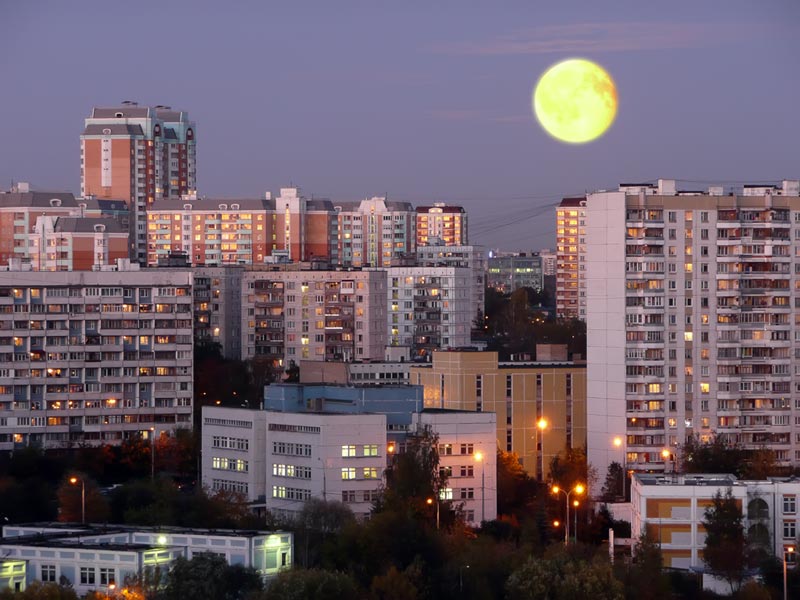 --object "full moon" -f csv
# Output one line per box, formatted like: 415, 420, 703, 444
533, 58, 617, 144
